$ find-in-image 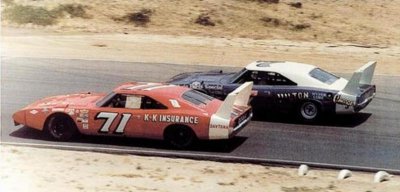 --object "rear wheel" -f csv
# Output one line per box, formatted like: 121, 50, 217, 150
164, 125, 196, 149
298, 101, 320, 122
46, 114, 78, 141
